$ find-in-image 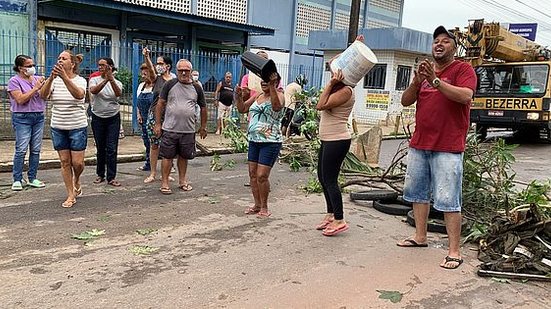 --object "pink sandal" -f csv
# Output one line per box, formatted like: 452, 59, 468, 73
256, 210, 272, 218
315, 219, 334, 230
244, 206, 261, 215
322, 223, 349, 236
